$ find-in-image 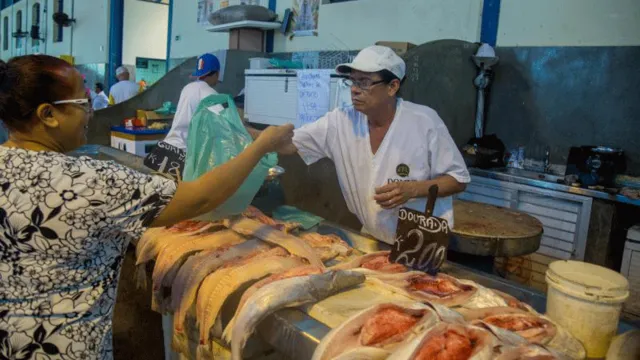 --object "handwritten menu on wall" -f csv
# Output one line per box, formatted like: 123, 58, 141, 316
297, 70, 331, 128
